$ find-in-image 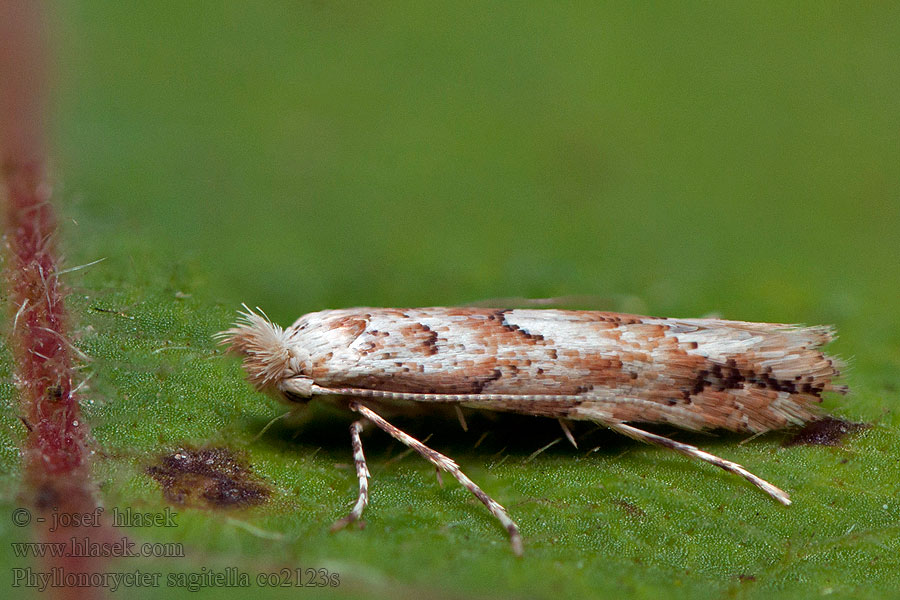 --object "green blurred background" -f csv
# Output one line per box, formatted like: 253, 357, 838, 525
2, 2, 899, 598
